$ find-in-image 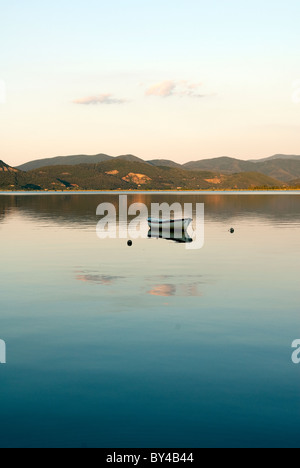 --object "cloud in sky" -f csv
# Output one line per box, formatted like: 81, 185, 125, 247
145, 80, 207, 98
73, 82, 209, 107
73, 93, 128, 105
145, 80, 177, 97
